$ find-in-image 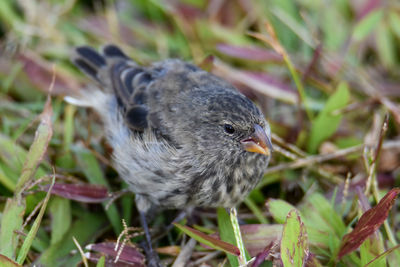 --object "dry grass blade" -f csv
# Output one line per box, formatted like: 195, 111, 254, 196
213, 59, 297, 104
172, 238, 197, 267
15, 93, 53, 197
